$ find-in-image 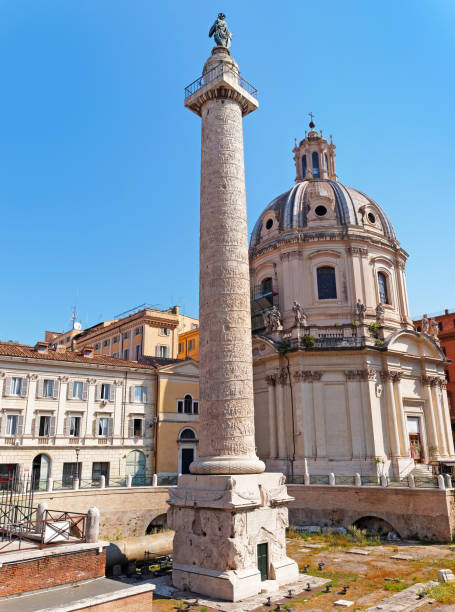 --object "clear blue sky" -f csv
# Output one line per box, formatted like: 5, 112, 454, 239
0, 1, 454, 344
